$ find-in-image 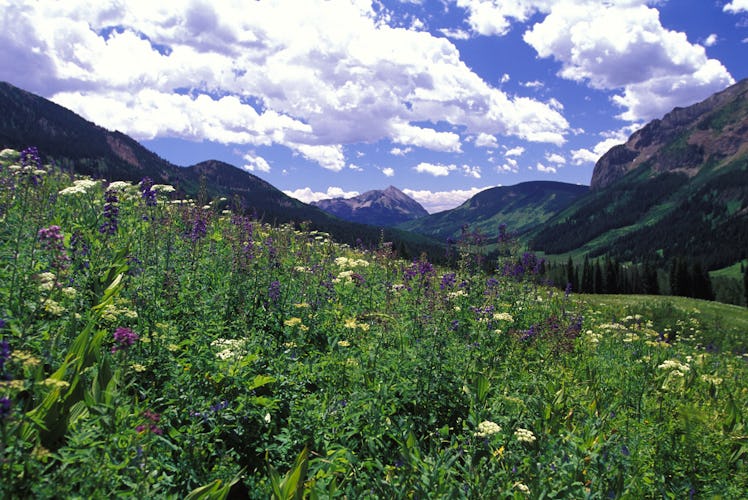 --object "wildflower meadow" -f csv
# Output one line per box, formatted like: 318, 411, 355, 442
1, 147, 747, 498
